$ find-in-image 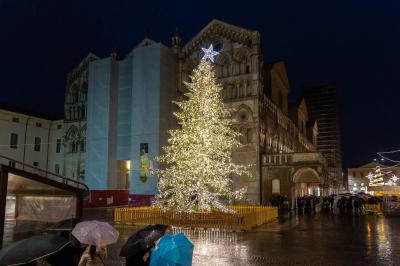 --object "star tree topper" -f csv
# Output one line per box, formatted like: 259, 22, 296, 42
201, 44, 219, 63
